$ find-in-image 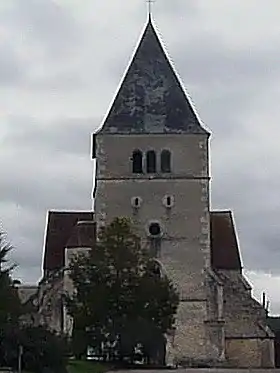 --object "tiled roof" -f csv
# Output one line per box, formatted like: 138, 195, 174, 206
43, 211, 94, 271
99, 18, 207, 135
66, 220, 96, 248
210, 211, 242, 271
43, 210, 242, 272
